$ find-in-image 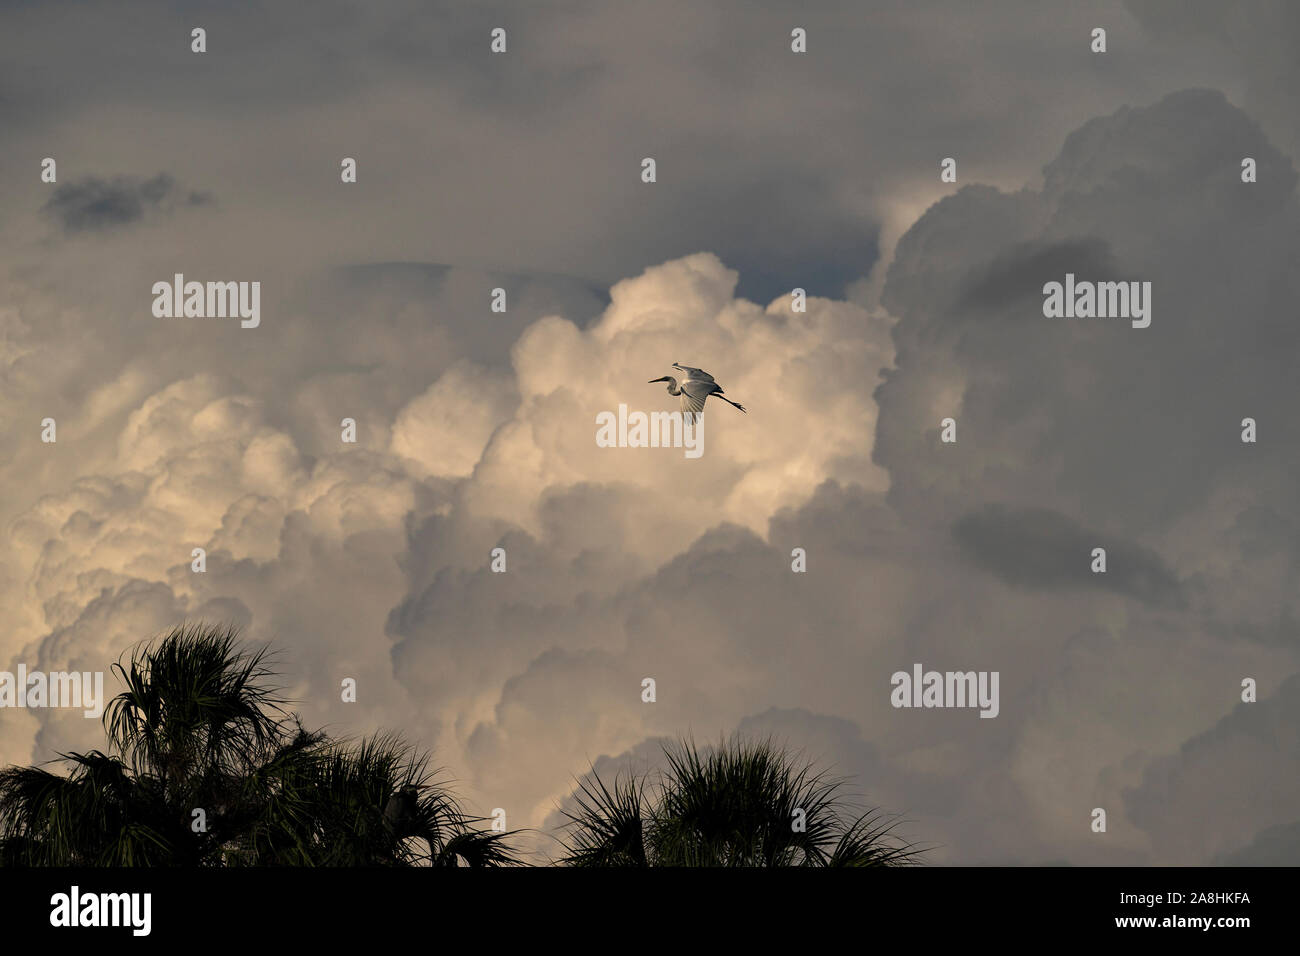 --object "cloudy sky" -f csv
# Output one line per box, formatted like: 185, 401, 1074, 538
2, 0, 1298, 864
